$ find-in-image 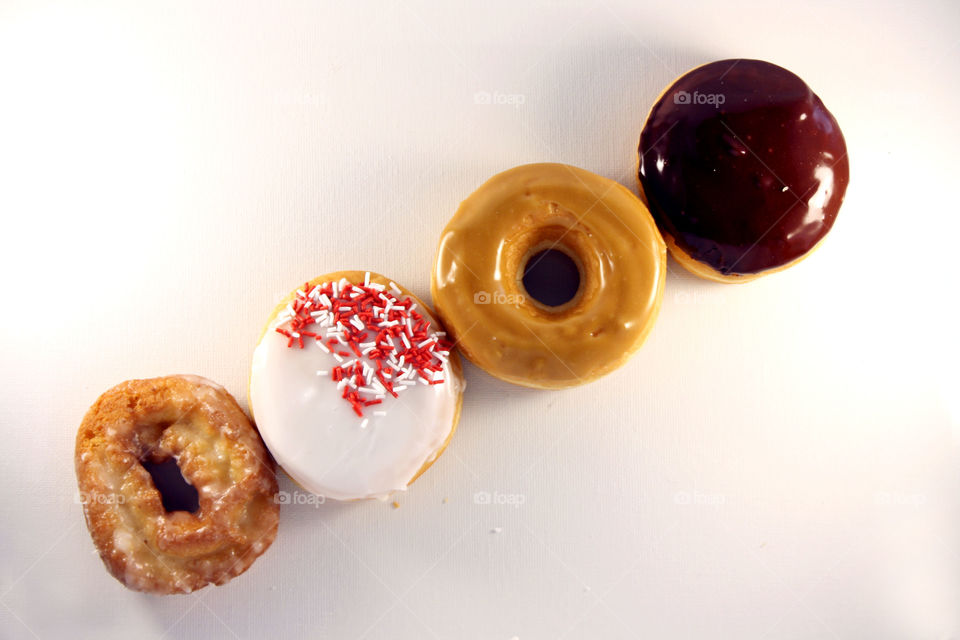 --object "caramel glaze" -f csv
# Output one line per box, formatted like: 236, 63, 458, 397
638, 59, 848, 275
432, 163, 666, 389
